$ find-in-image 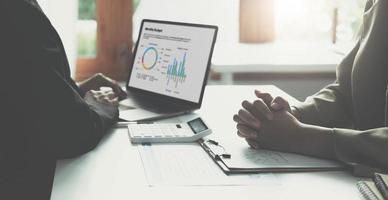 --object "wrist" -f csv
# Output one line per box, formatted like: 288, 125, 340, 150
77, 80, 88, 94
298, 123, 336, 159
290, 106, 301, 121
77, 73, 101, 94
